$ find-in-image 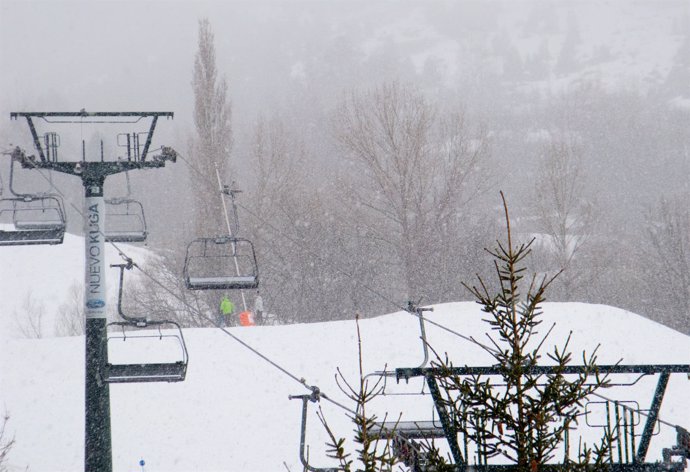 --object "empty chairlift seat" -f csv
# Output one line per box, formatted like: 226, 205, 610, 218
103, 320, 188, 383
0, 196, 66, 246
183, 236, 259, 290
104, 198, 147, 243
370, 420, 447, 440
102, 263, 188, 383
